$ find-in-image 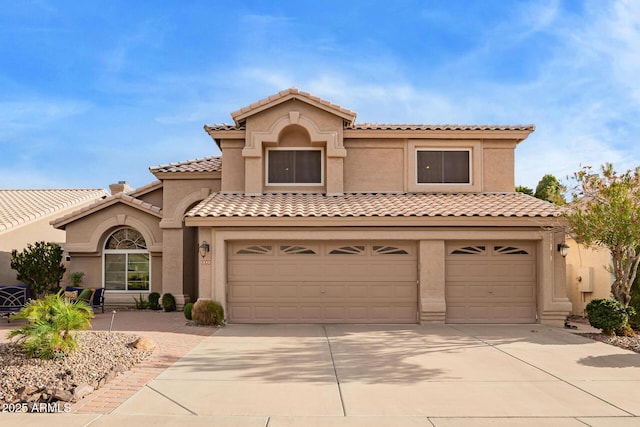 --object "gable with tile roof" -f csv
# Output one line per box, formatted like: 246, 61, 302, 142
53, 89, 572, 323
0, 189, 108, 284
